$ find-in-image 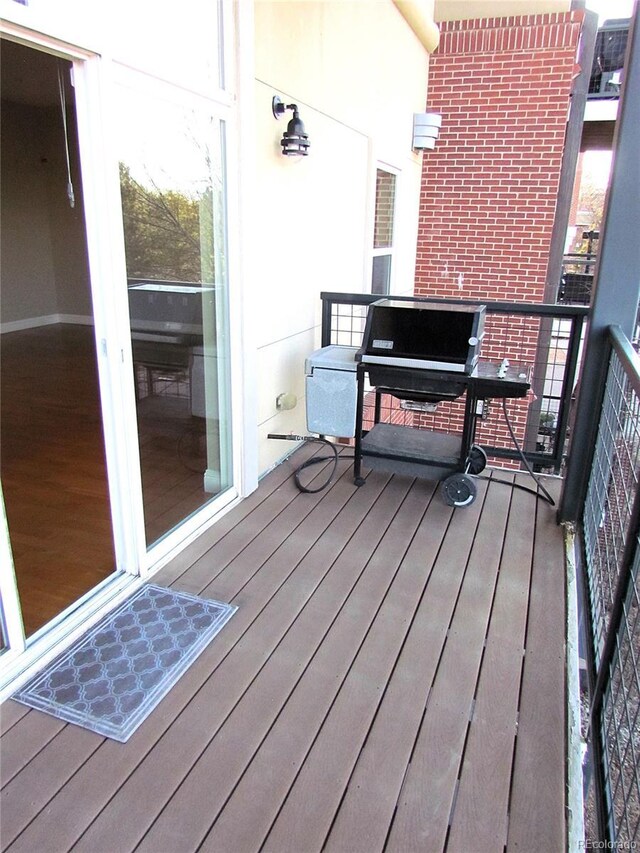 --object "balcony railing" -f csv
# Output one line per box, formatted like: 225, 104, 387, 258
320, 292, 588, 474
580, 325, 640, 846
588, 19, 630, 99
558, 254, 597, 306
